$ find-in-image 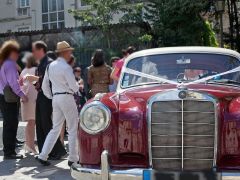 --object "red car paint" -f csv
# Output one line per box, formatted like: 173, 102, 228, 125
78, 83, 240, 170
